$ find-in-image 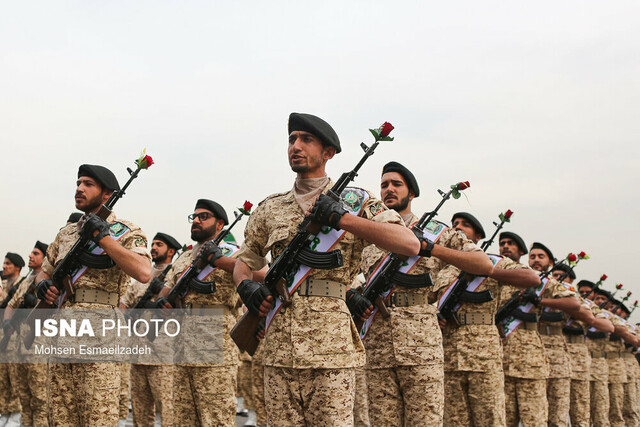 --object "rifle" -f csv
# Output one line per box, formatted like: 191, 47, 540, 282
22, 155, 152, 350
231, 123, 393, 355
0, 275, 28, 310
133, 264, 173, 310
356, 182, 469, 330
480, 210, 512, 252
